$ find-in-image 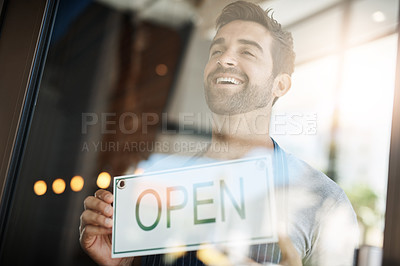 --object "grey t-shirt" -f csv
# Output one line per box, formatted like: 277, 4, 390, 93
283, 151, 358, 265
